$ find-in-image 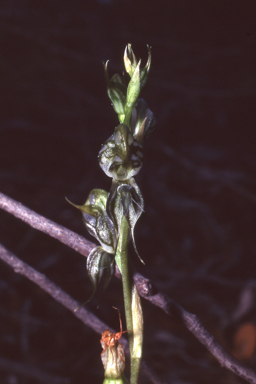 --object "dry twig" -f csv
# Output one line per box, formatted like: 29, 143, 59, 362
1, 192, 256, 384
0, 242, 109, 334
0, 245, 161, 384
134, 274, 256, 384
